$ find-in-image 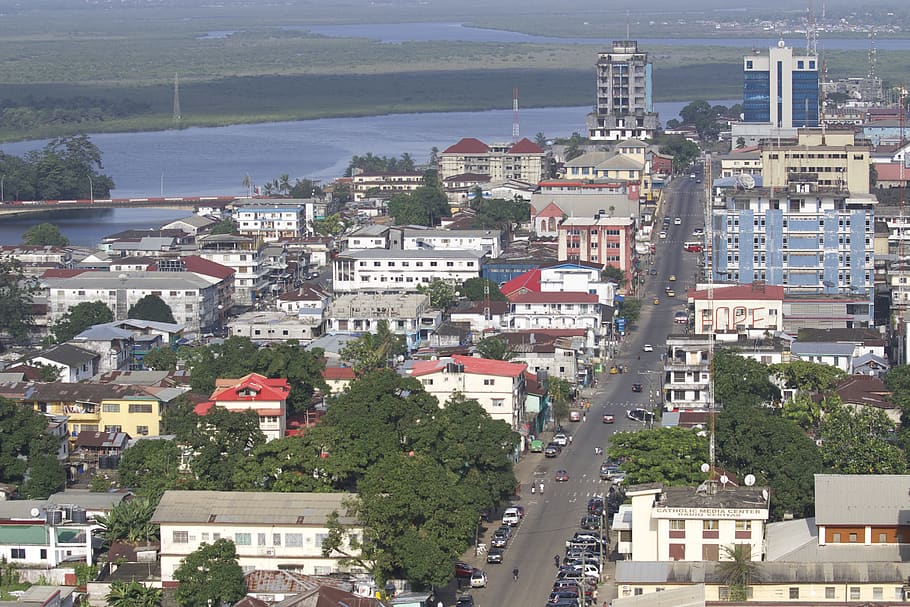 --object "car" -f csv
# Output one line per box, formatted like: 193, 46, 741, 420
565, 547, 598, 561
469, 569, 487, 588
674, 217, 682, 225
549, 591, 580, 604
548, 598, 581, 607
555, 469, 570, 482
490, 530, 509, 548
600, 461, 621, 481
486, 547, 504, 564
668, 274, 677, 281
642, 344, 653, 352
696, 179, 702, 183
553, 433, 569, 446
569, 410, 581, 422
693, 228, 704, 236
455, 561, 474, 579
649, 267, 657, 275
690, 173, 696, 179
580, 514, 601, 530
587, 497, 605, 515
502, 507, 521, 526
659, 230, 668, 239
455, 595, 475, 607
602, 413, 615, 424
666, 289, 675, 297
510, 505, 525, 520
627, 408, 655, 424
495, 524, 513, 538
545, 443, 561, 458
631, 383, 643, 392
